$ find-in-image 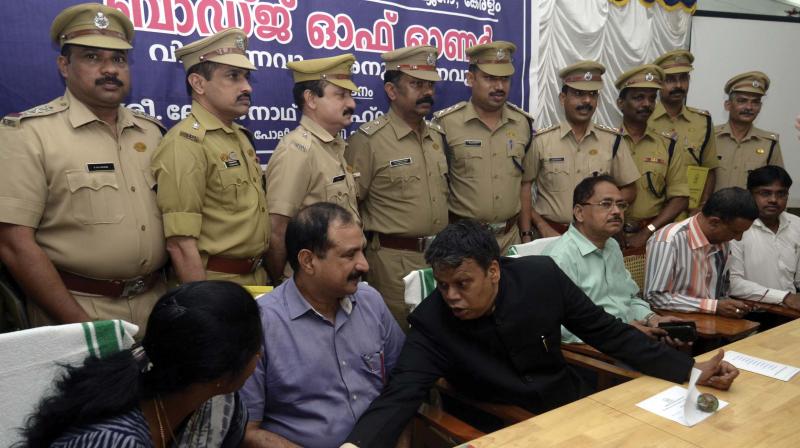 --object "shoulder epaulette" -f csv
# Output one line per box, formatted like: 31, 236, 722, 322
687, 106, 710, 116
753, 127, 779, 141
357, 113, 390, 136
594, 123, 622, 135
176, 119, 206, 144
427, 119, 445, 134
713, 124, 724, 133
433, 101, 467, 120
130, 108, 167, 133
506, 102, 535, 122
1, 99, 67, 128
534, 123, 558, 136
